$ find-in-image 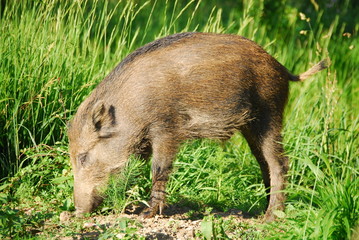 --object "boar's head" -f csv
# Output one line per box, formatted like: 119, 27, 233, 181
68, 100, 124, 217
